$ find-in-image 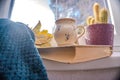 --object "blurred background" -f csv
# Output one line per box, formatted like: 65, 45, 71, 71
11, 0, 109, 33
0, 0, 119, 46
